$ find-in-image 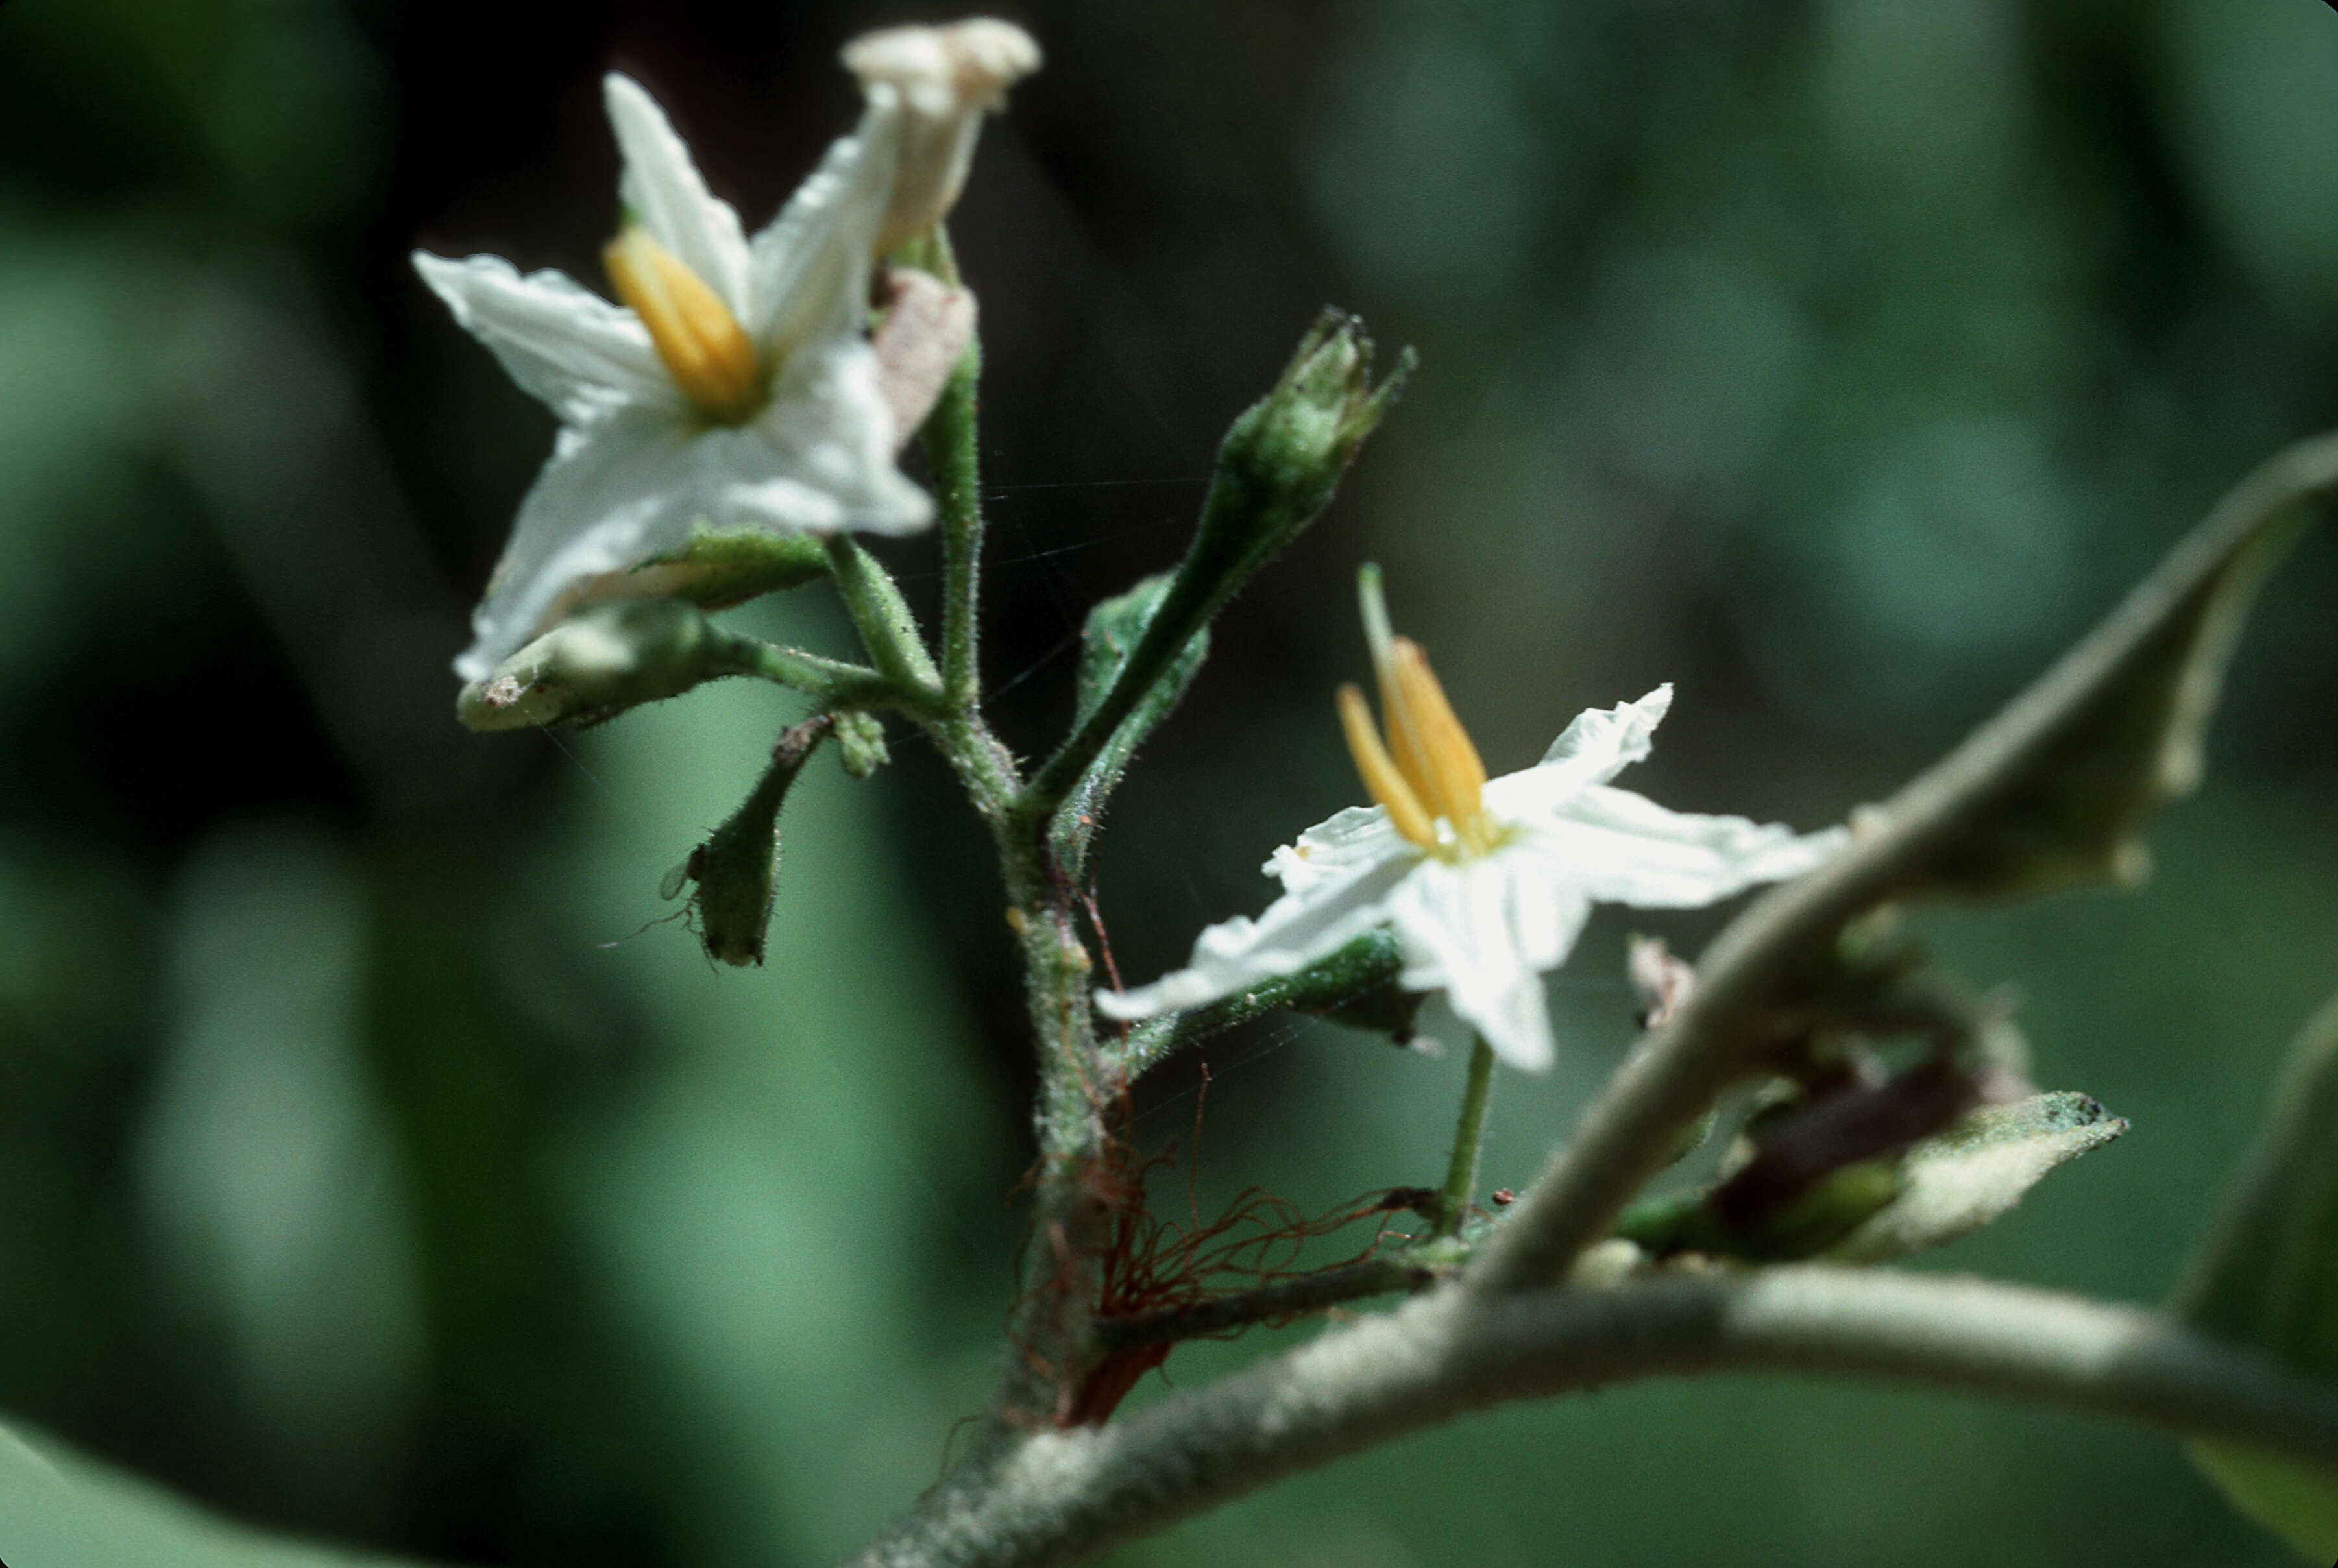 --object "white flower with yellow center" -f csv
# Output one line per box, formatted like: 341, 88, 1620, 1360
415, 20, 1040, 681
1098, 570, 1846, 1072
